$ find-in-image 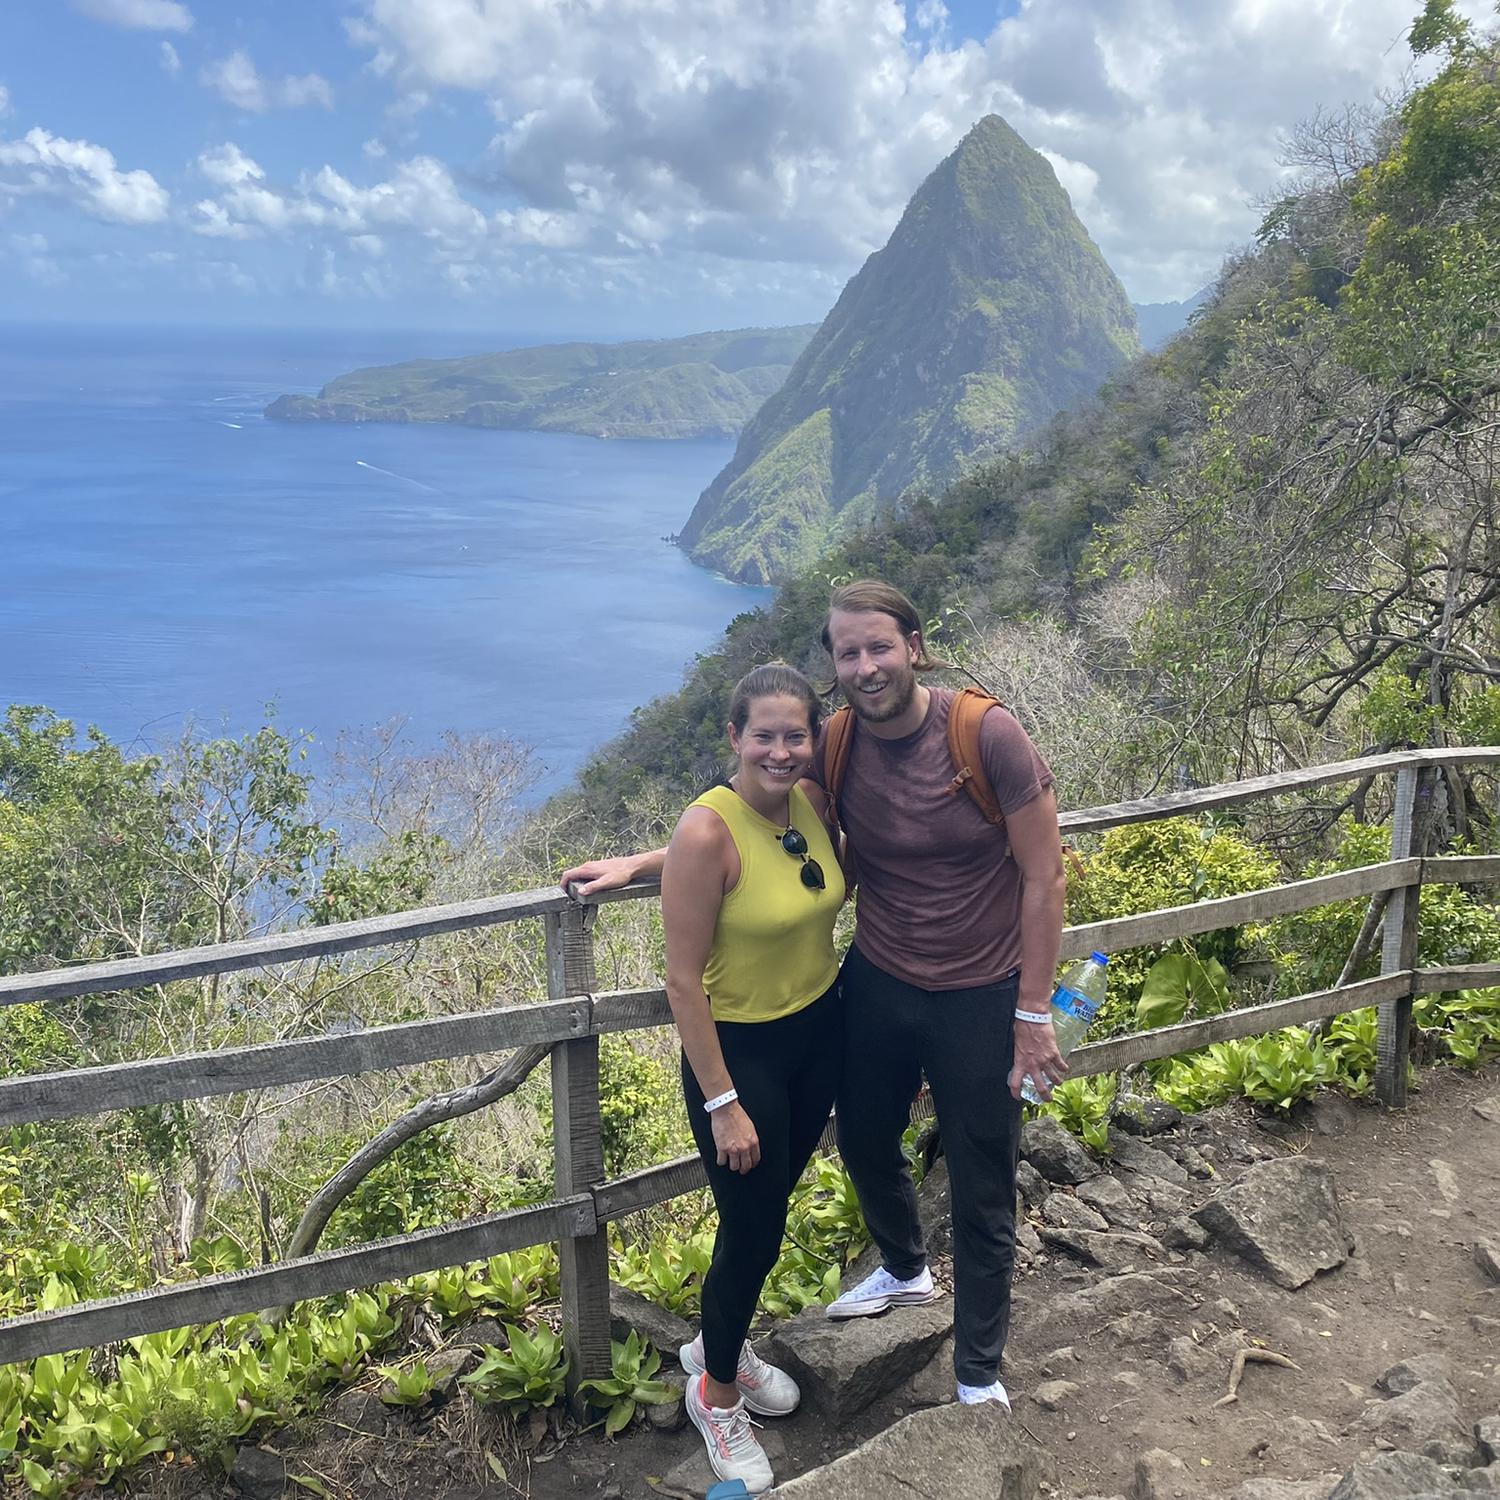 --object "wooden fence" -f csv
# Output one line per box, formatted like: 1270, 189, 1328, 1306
2, 746, 1498, 1379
